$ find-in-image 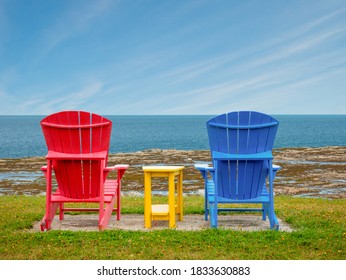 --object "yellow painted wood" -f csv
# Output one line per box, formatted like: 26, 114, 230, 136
178, 172, 183, 221
142, 166, 184, 172
168, 173, 176, 228
144, 172, 152, 228
142, 166, 184, 229
152, 204, 169, 215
